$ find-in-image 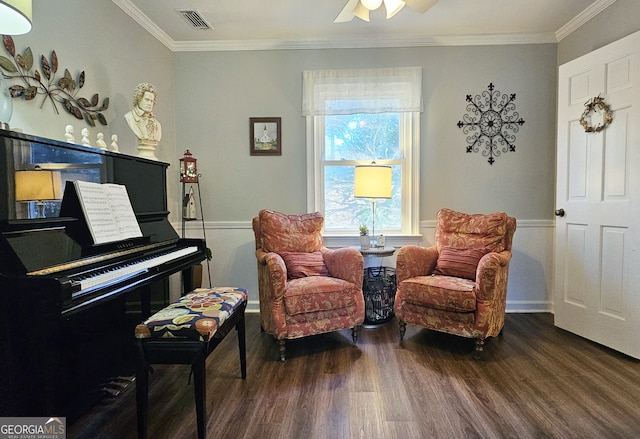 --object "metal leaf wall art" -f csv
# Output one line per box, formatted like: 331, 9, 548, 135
456, 82, 525, 165
0, 35, 109, 126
